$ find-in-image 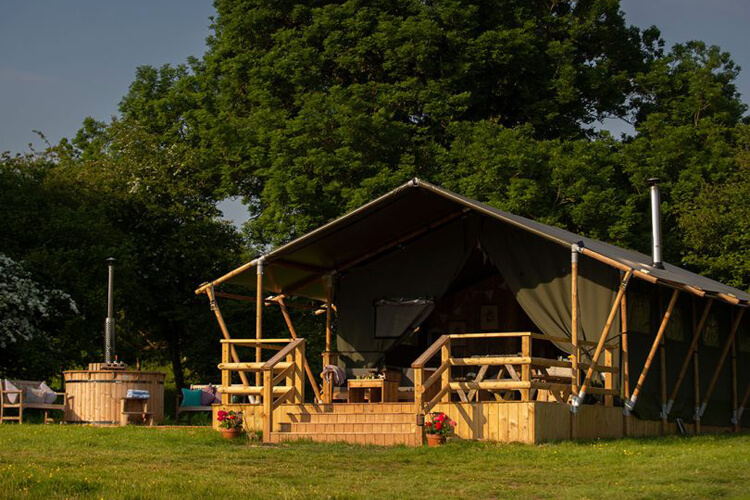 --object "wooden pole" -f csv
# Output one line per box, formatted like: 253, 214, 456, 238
621, 291, 631, 436
665, 299, 713, 416
256, 259, 264, 387
521, 335, 531, 401
731, 325, 738, 431
205, 287, 250, 387
698, 308, 745, 420
660, 324, 668, 433
572, 270, 632, 410
262, 369, 273, 443
624, 289, 679, 415
277, 298, 322, 402
692, 297, 702, 434
571, 245, 580, 396
441, 337, 452, 402
322, 274, 335, 404
738, 380, 750, 429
